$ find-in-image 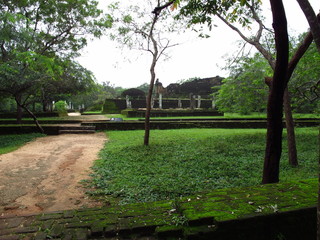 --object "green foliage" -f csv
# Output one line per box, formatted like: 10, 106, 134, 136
0, 97, 16, 112
0, 0, 110, 116
178, 0, 262, 34
69, 81, 124, 112
102, 99, 119, 114
107, 1, 182, 54
54, 100, 68, 116
121, 88, 145, 99
289, 40, 320, 113
0, 133, 45, 155
88, 128, 318, 204
215, 53, 271, 114
177, 77, 201, 84
136, 83, 150, 94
